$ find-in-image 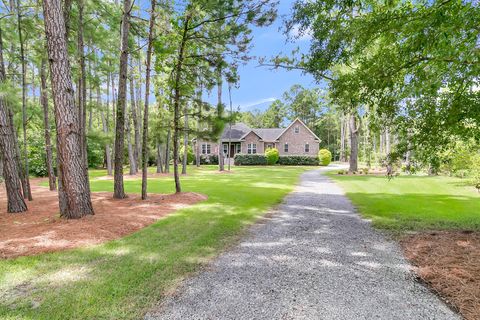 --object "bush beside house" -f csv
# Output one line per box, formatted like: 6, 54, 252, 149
318, 149, 332, 166
265, 148, 279, 165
